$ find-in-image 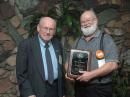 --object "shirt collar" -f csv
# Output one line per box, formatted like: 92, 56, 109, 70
95, 29, 101, 38
38, 35, 51, 47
